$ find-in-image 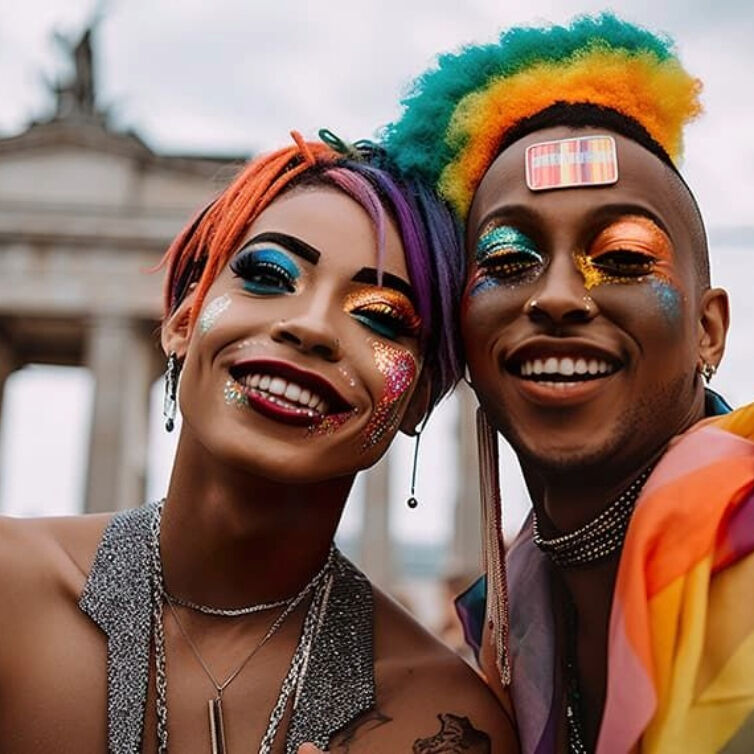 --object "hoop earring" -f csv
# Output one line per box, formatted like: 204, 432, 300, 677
406, 428, 423, 509
699, 362, 716, 384
476, 407, 511, 686
163, 352, 180, 432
